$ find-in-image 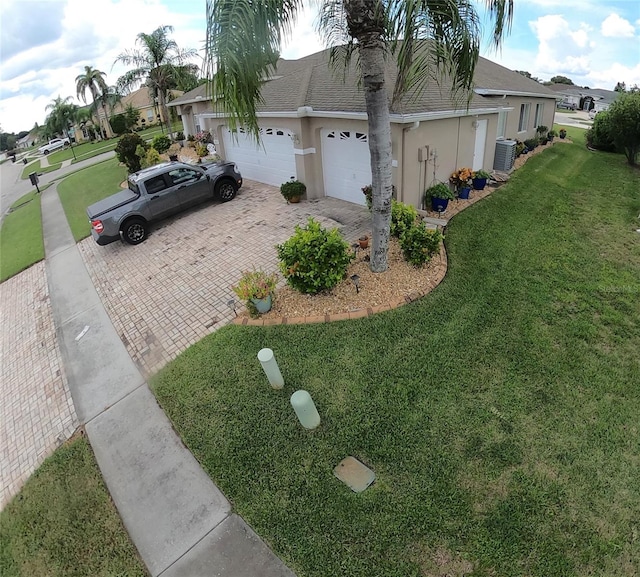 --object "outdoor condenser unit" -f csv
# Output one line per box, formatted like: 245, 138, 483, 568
493, 140, 517, 171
